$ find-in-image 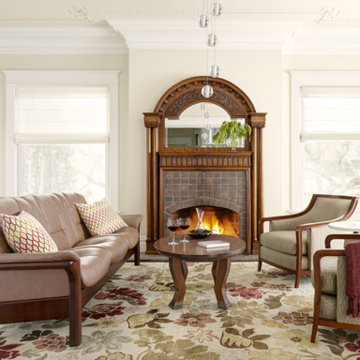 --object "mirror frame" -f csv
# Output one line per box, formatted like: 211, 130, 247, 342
145, 76, 262, 152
